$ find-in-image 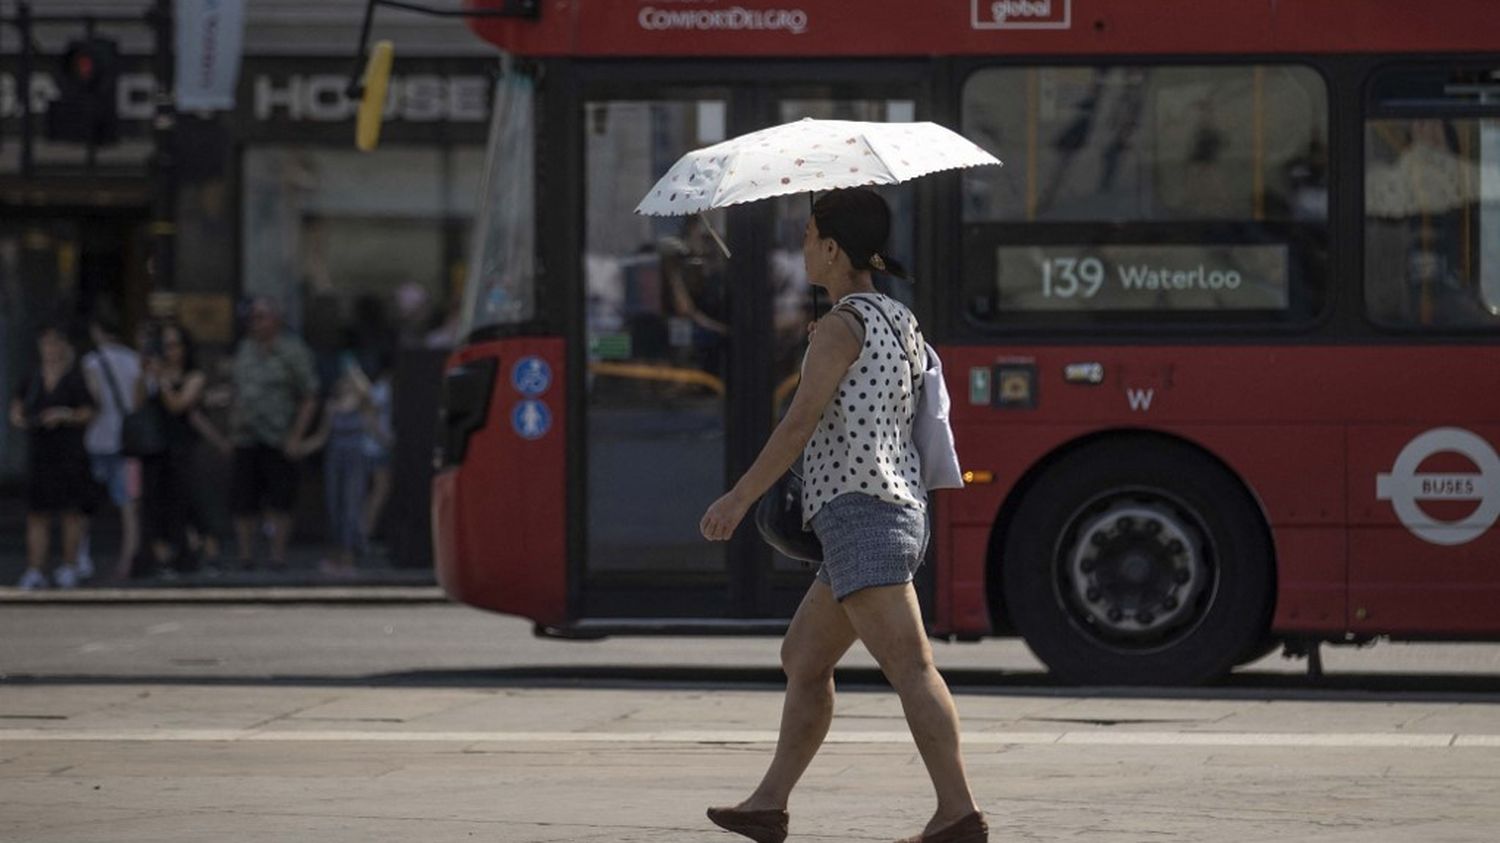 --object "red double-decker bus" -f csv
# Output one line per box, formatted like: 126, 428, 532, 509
432, 0, 1500, 683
